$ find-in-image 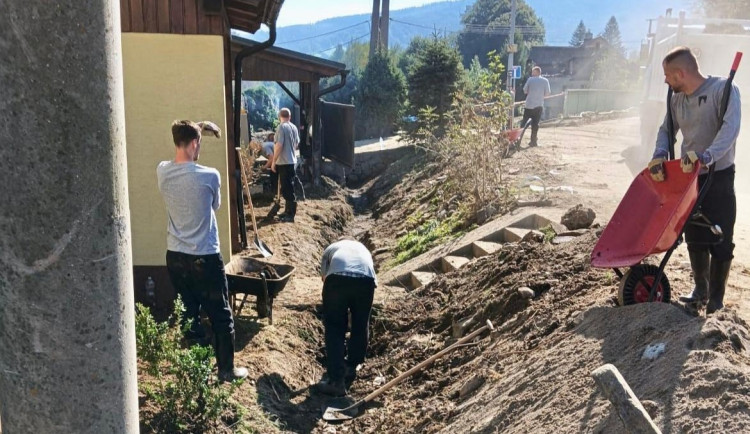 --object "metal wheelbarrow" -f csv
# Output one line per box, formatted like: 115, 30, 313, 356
591, 160, 721, 305
225, 256, 295, 324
